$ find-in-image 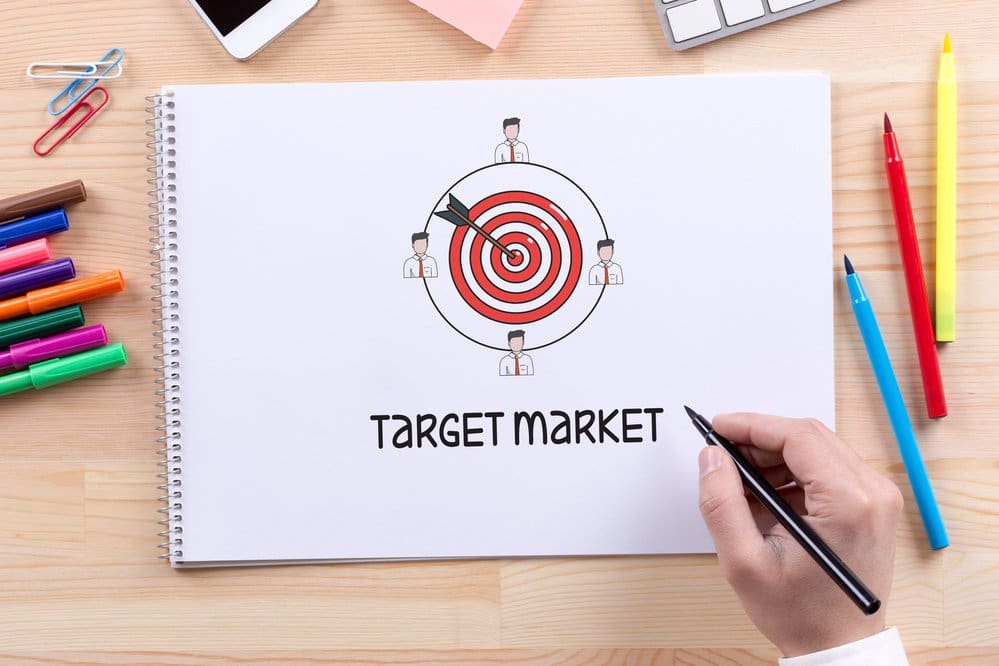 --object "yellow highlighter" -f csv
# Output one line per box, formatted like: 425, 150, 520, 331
936, 34, 957, 341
